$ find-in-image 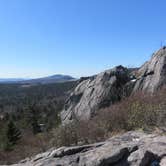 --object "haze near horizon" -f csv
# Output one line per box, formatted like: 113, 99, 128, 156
0, 0, 166, 78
